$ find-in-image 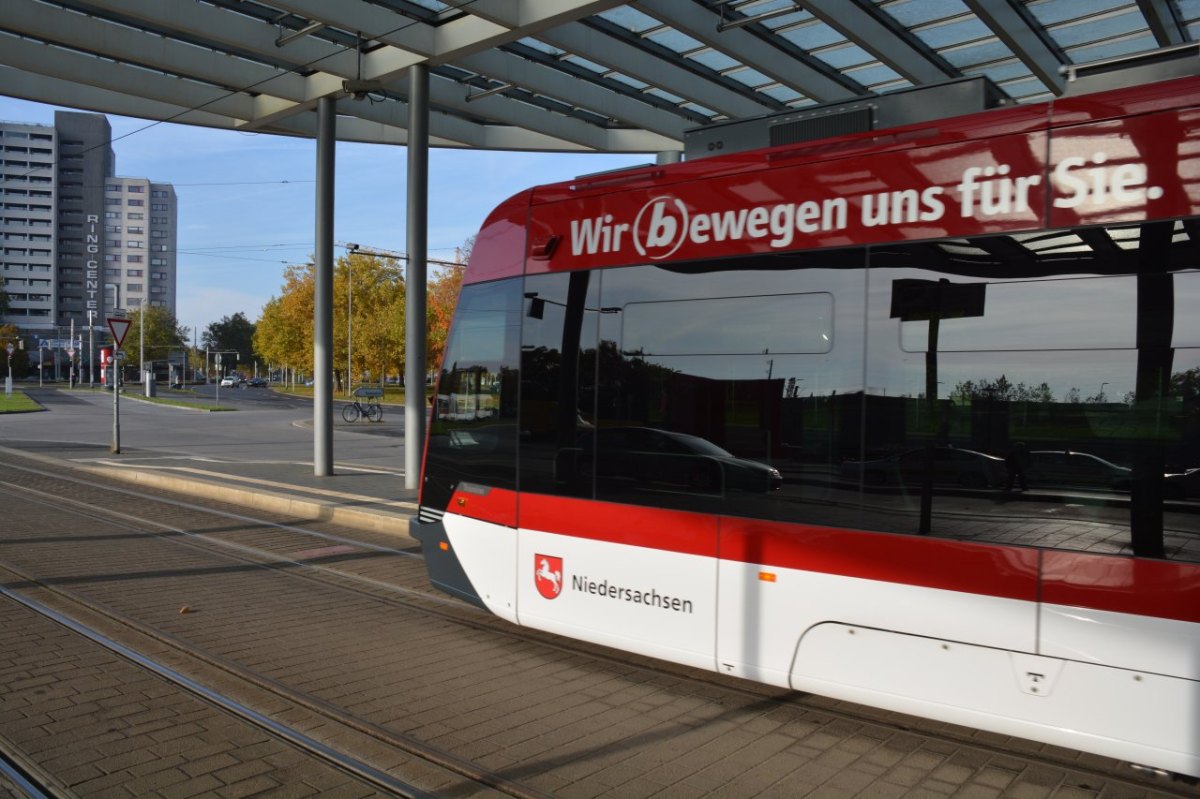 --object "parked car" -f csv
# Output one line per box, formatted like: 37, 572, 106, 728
557, 426, 783, 494
1026, 450, 1131, 491
840, 446, 1007, 489
1164, 468, 1200, 499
